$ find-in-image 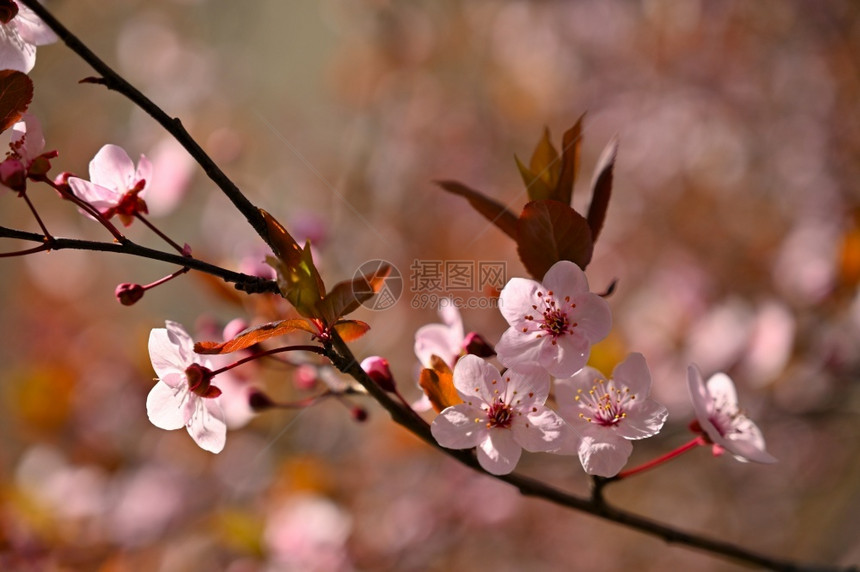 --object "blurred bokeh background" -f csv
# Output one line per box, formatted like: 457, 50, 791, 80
1, 0, 859, 570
